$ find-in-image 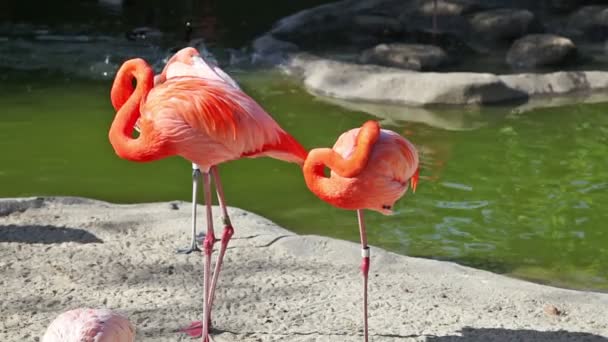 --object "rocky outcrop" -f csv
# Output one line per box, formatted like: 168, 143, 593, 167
469, 8, 537, 42
359, 43, 448, 71
253, 0, 608, 107
568, 6, 608, 41
287, 53, 608, 106
251, 35, 299, 65
267, 0, 406, 48
506, 34, 577, 69
288, 54, 527, 105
